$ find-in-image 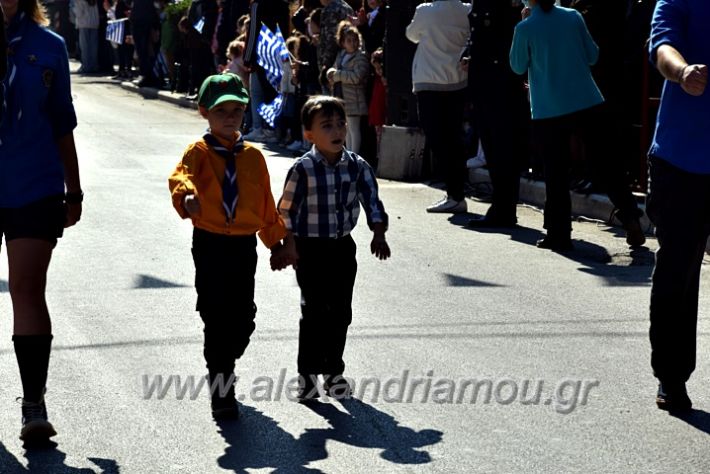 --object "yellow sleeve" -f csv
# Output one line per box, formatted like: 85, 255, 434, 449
256, 156, 287, 248
168, 144, 200, 219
